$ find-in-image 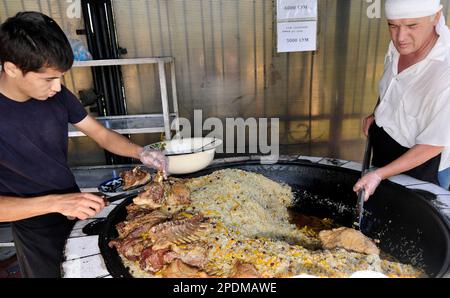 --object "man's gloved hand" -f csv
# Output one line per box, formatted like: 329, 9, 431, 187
139, 146, 168, 178
353, 171, 382, 201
